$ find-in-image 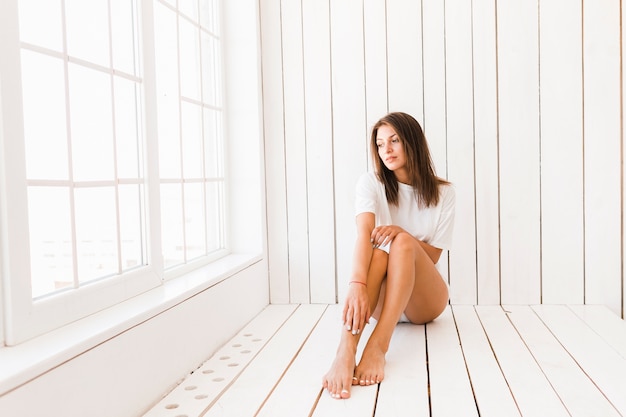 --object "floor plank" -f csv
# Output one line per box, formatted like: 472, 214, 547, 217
506, 305, 620, 417
255, 304, 335, 417
143, 304, 626, 417
257, 304, 378, 417
375, 323, 429, 417
427, 306, 479, 417
312, 384, 378, 417
568, 304, 626, 360
475, 306, 570, 417
203, 304, 327, 417
143, 304, 298, 417
532, 304, 626, 415
452, 305, 521, 417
